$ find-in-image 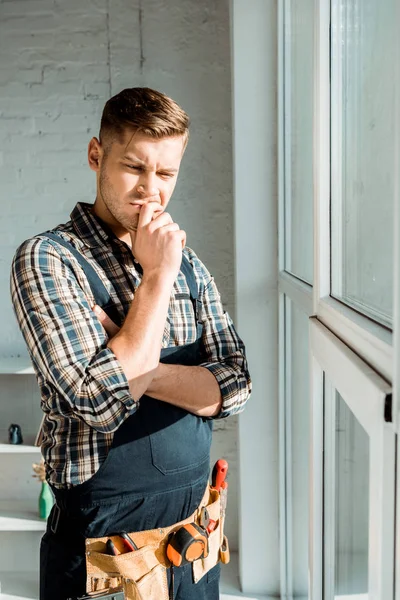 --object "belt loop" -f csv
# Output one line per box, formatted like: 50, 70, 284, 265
50, 504, 61, 534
